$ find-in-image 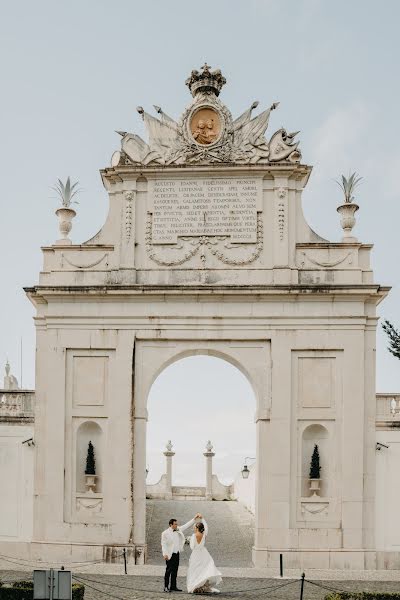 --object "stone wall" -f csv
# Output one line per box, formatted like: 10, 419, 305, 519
0, 390, 35, 542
